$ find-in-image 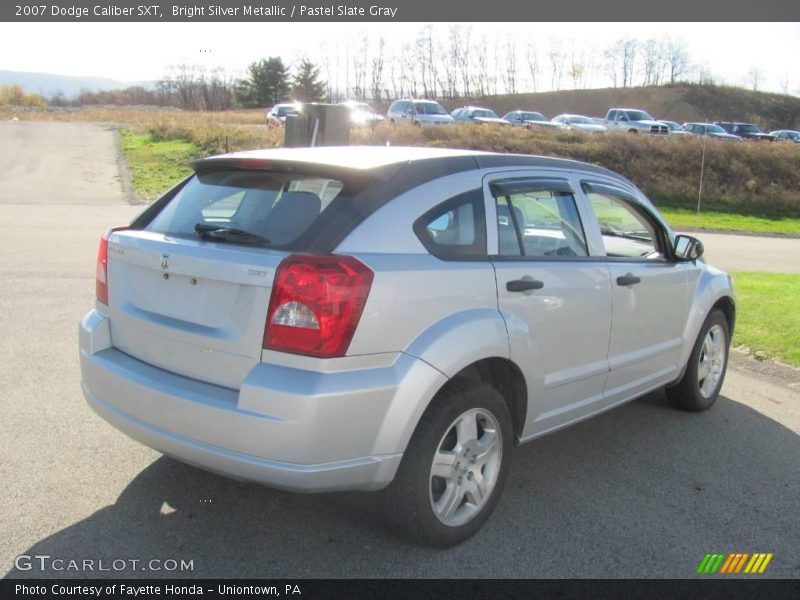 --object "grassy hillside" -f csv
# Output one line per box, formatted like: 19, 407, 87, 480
433, 84, 800, 131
